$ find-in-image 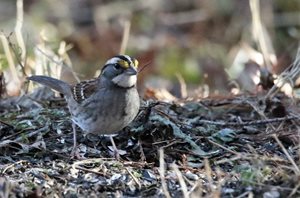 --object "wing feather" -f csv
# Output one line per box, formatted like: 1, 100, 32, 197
72, 79, 99, 103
